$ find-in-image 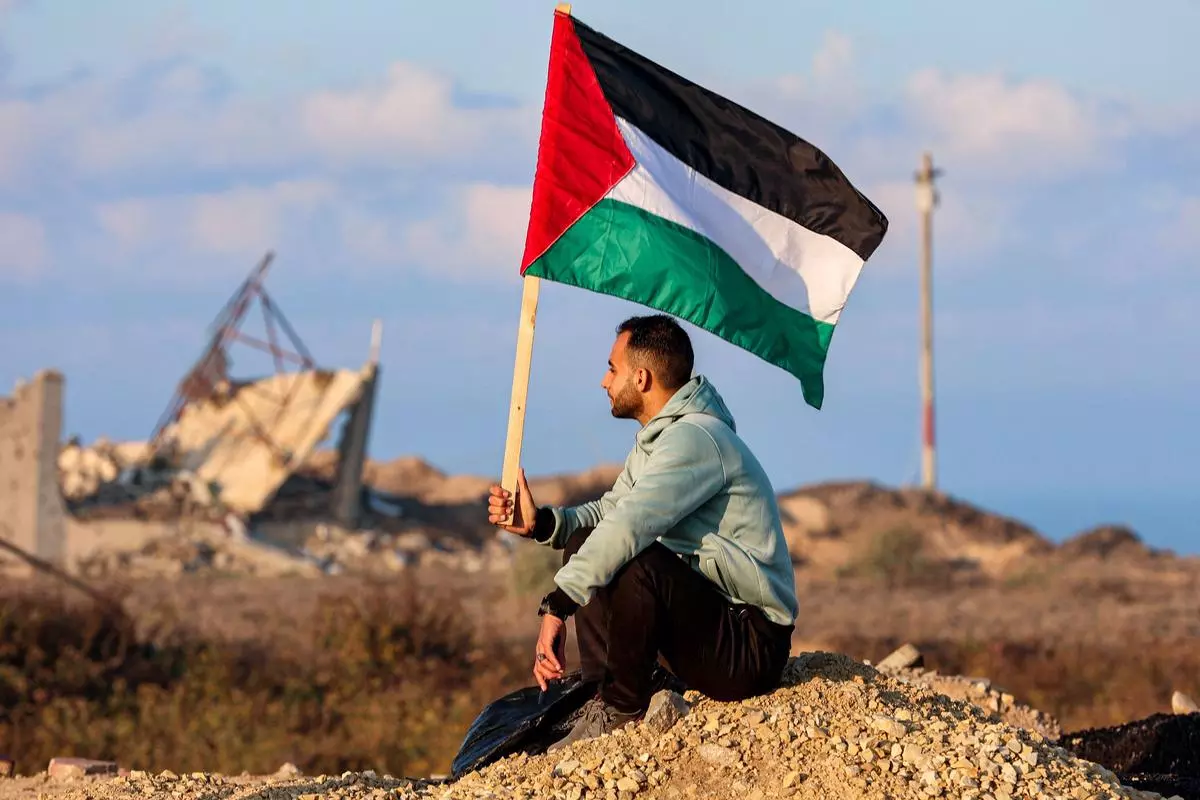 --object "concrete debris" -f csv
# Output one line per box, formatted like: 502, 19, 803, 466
1172, 690, 1199, 715
873, 658, 1062, 741
0, 370, 67, 572
875, 642, 925, 671
68, 516, 515, 581
50, 258, 390, 539
643, 690, 691, 734
154, 368, 374, 516
47, 757, 118, 780
62, 366, 381, 522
